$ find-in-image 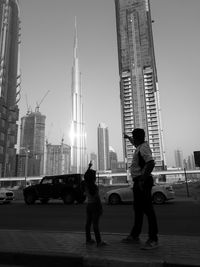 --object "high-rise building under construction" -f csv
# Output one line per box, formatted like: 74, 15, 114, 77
115, 0, 165, 170
18, 110, 46, 177
0, 0, 21, 177
45, 141, 71, 176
